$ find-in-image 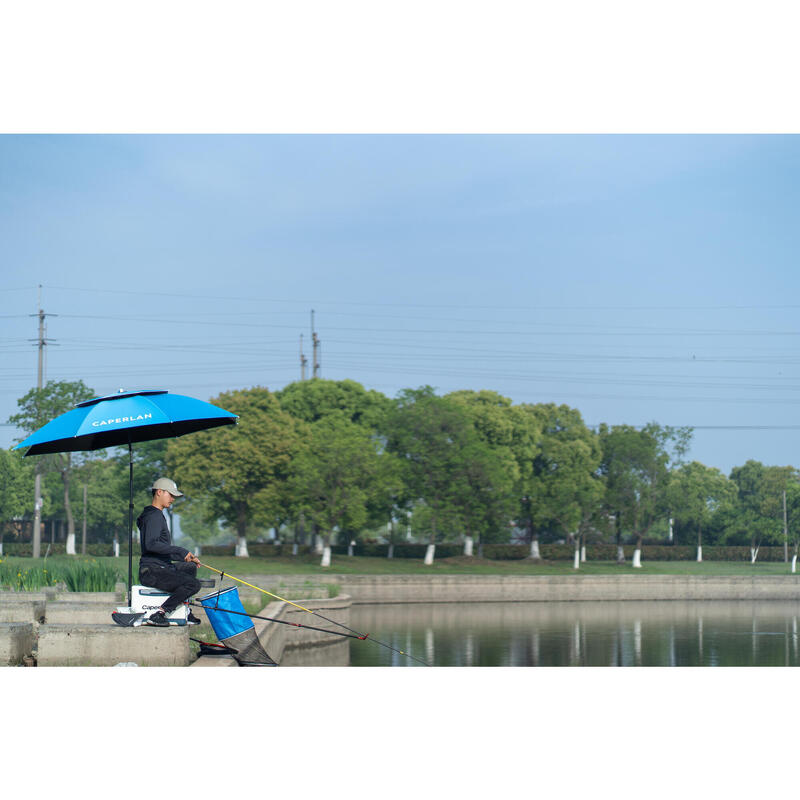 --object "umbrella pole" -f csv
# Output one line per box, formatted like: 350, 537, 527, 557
128, 441, 133, 607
